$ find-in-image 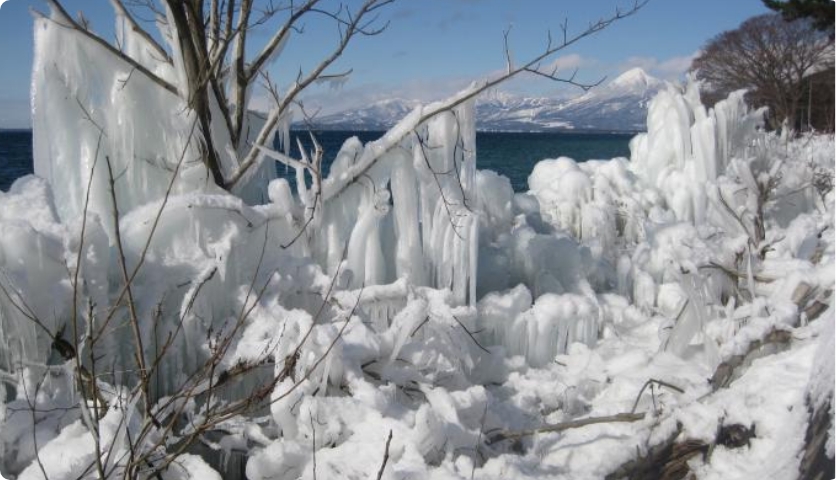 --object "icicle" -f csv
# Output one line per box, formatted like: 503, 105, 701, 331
390, 150, 425, 285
